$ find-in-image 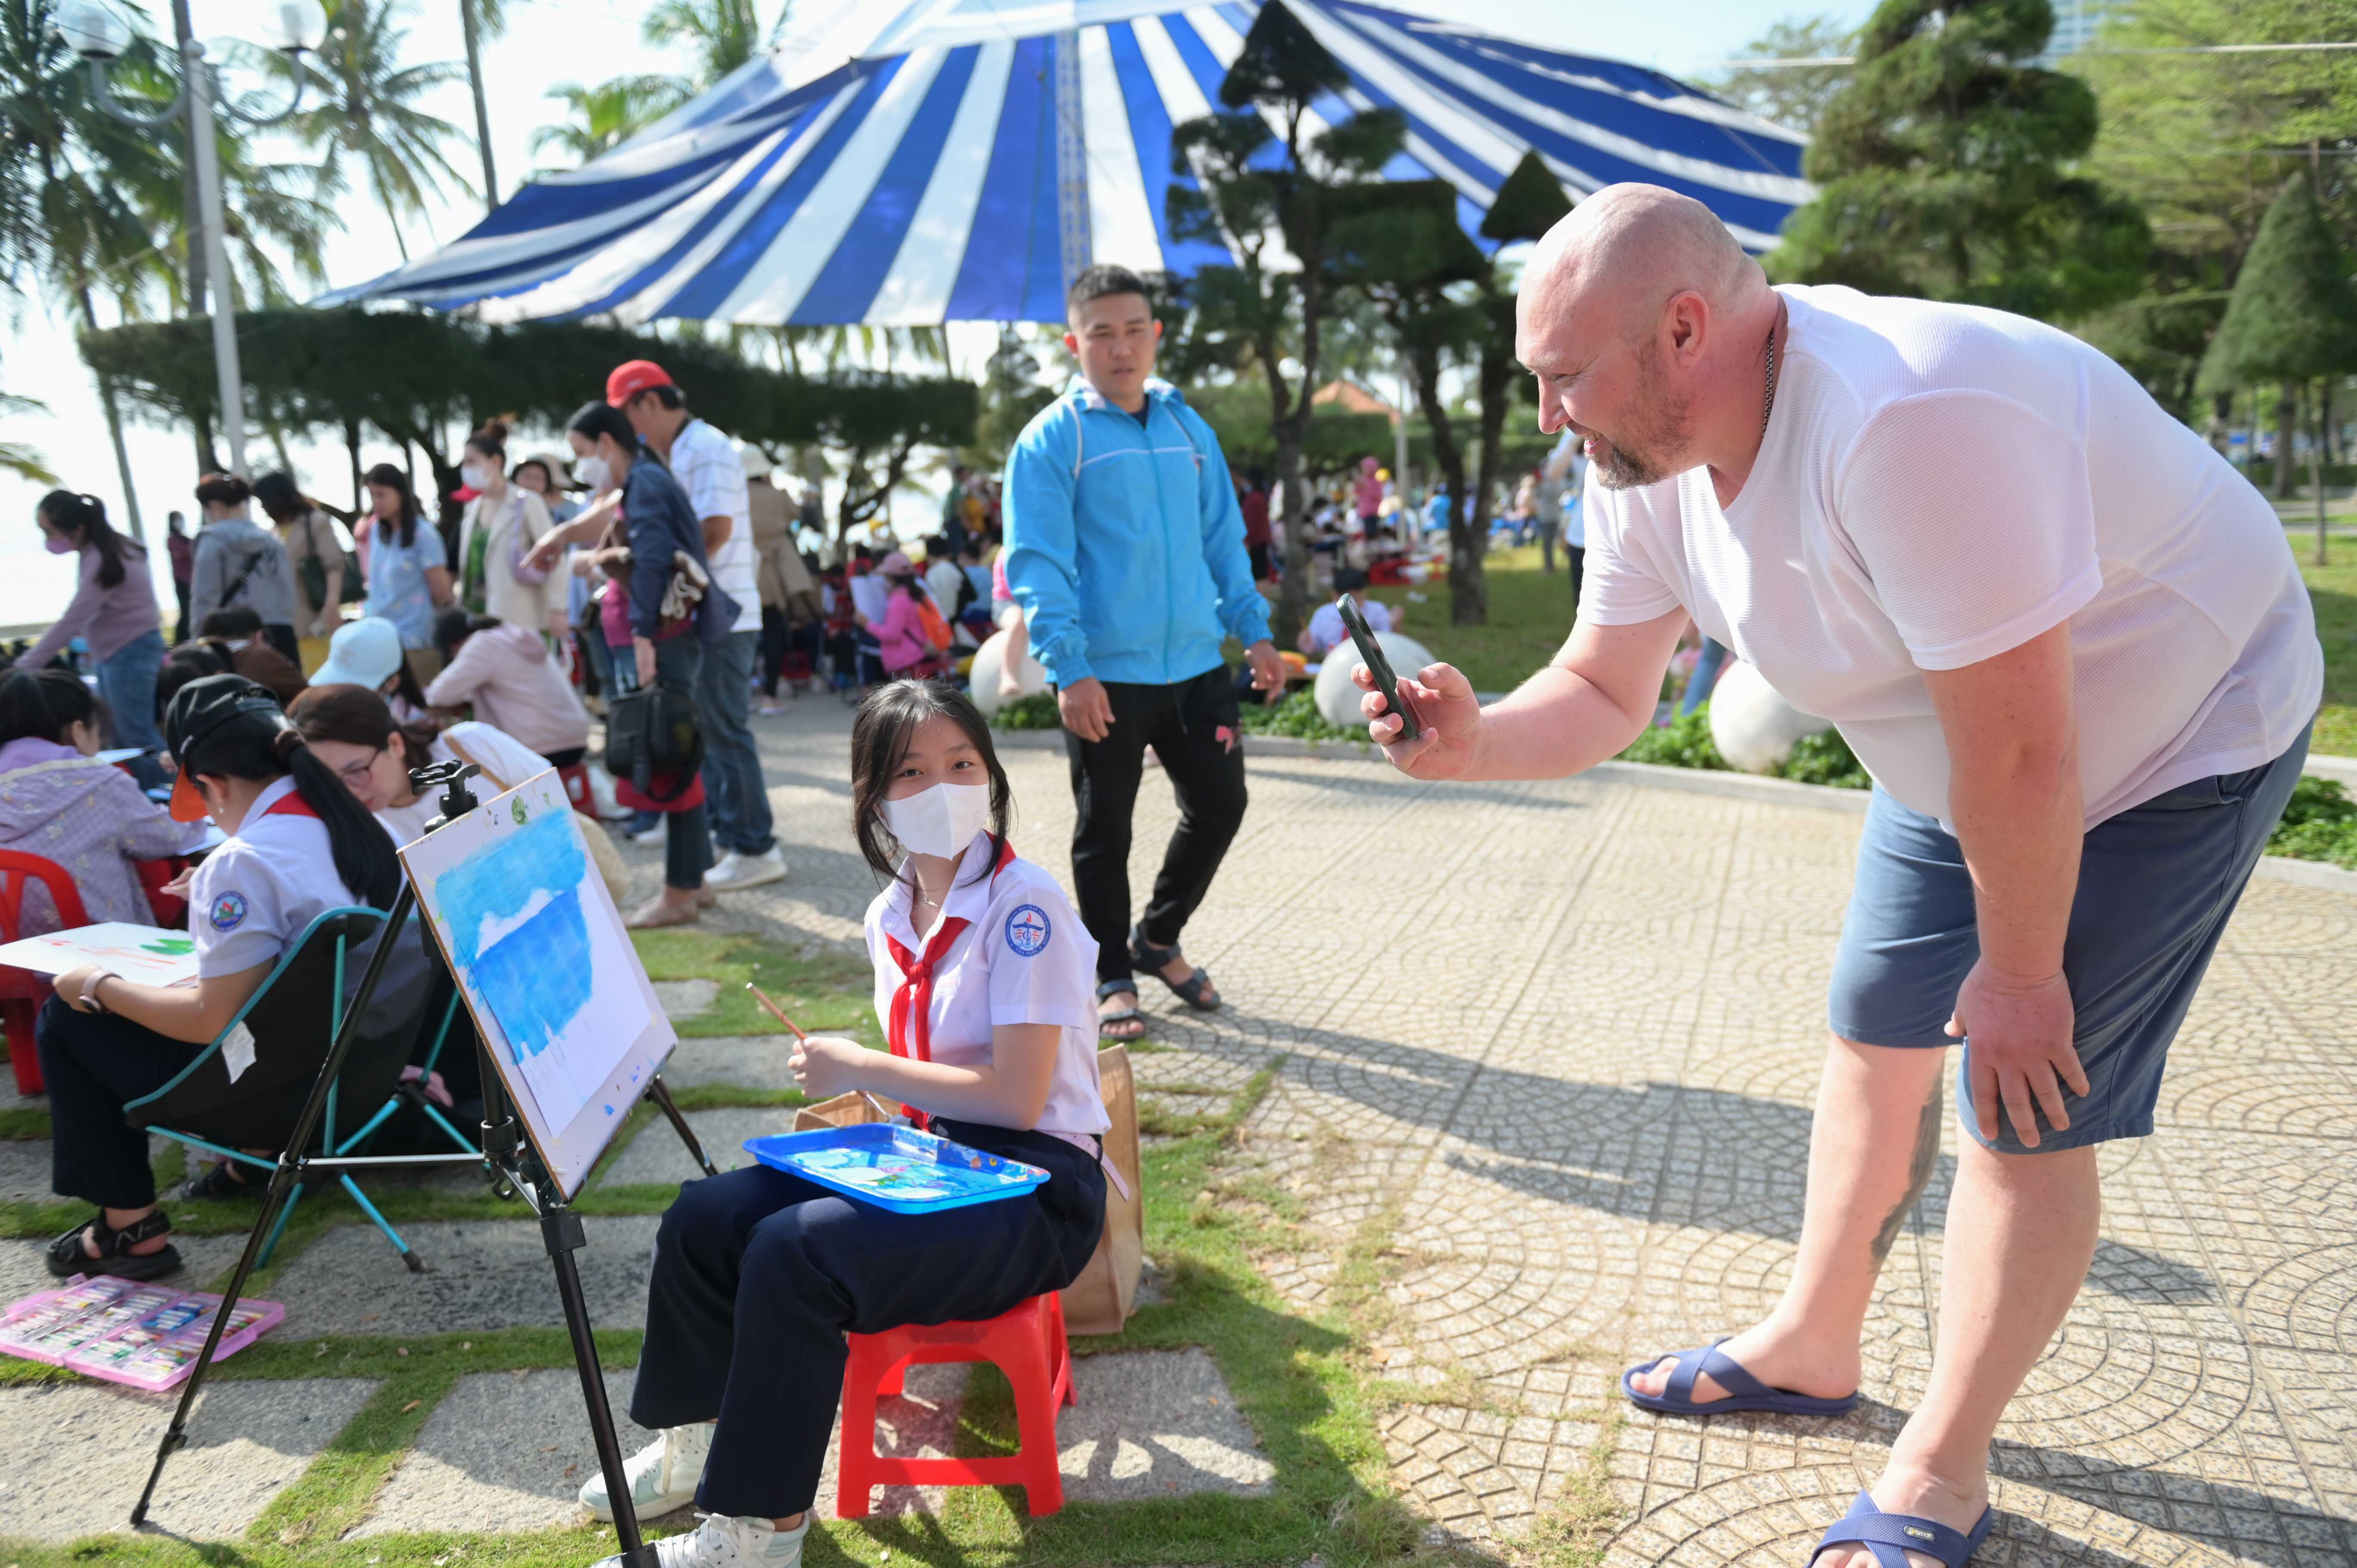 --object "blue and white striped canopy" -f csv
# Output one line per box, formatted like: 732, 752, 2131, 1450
322, 0, 1810, 325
